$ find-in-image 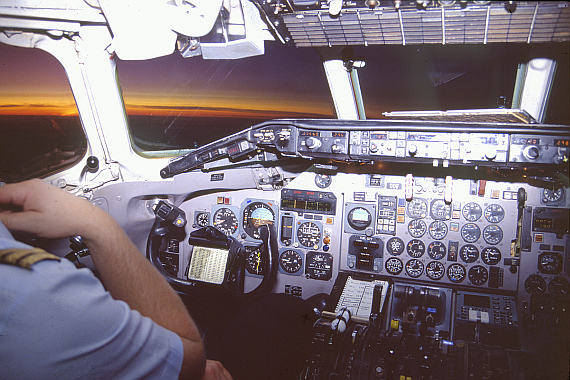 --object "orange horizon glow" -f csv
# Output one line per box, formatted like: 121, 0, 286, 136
0, 102, 331, 119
